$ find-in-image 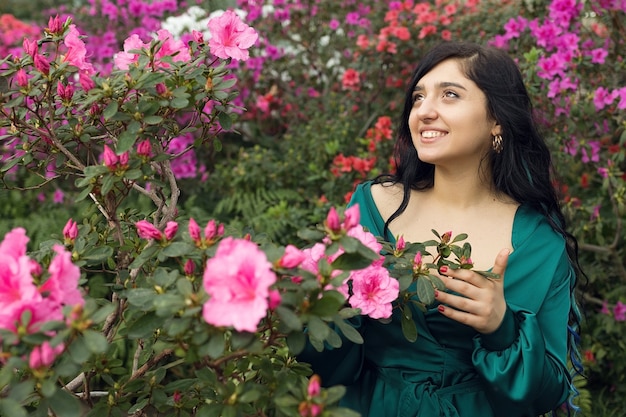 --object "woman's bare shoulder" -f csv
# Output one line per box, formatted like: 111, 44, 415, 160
370, 182, 405, 220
